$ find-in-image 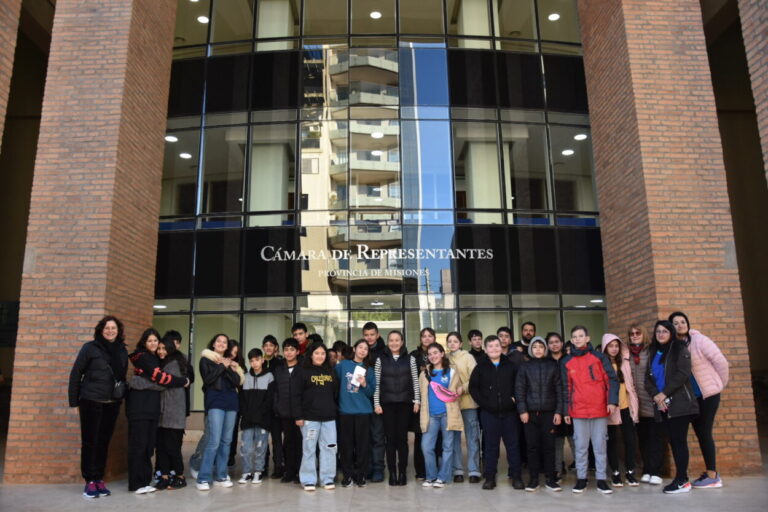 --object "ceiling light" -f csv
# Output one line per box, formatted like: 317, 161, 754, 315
590, 299, 604, 304
371, 150, 383, 156
153, 304, 167, 310
548, 13, 561, 21
561, 149, 575, 156
574, 133, 588, 141
370, 11, 382, 19
371, 131, 384, 139
197, 15, 209, 24
371, 300, 384, 306
165, 135, 178, 143
190, 0, 200, 3
179, 152, 192, 159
